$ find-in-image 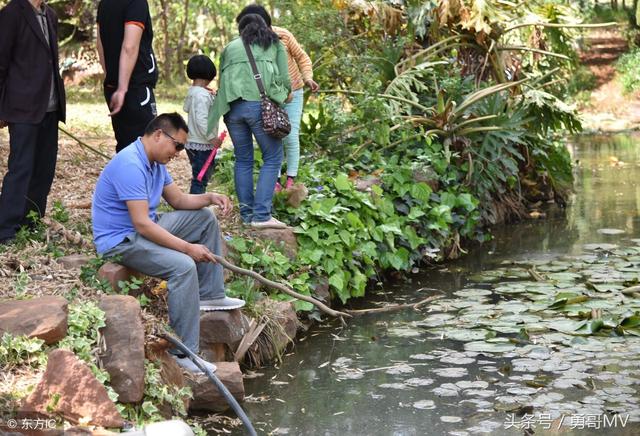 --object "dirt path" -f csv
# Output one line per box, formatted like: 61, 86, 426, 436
580, 28, 640, 131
